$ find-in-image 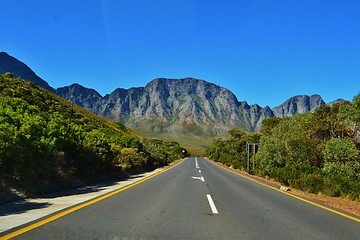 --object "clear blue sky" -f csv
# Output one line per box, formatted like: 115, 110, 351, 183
1, 0, 359, 107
